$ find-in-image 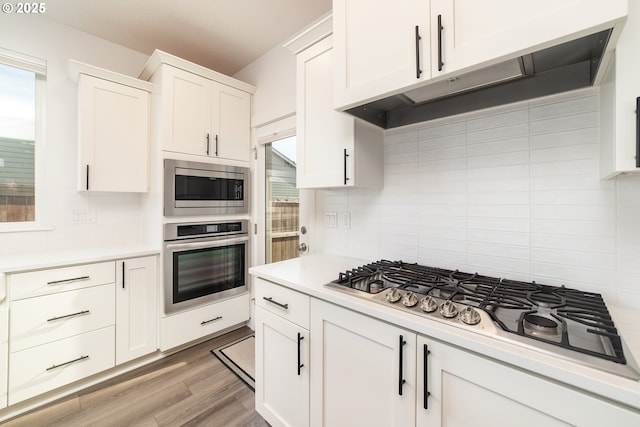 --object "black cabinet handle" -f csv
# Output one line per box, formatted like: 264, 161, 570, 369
636, 96, 640, 168
201, 316, 222, 325
423, 344, 431, 409
399, 335, 407, 395
437, 14, 444, 72
122, 261, 125, 289
47, 276, 90, 286
86, 164, 90, 190
215, 134, 219, 156
415, 26, 422, 79
46, 355, 89, 371
297, 332, 305, 376
343, 149, 350, 185
47, 310, 90, 322
263, 296, 289, 310
206, 133, 210, 156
